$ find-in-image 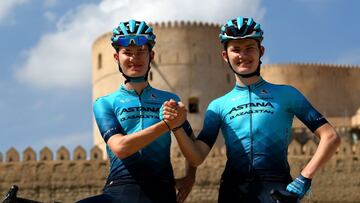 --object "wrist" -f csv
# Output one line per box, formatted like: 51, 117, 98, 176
299, 173, 312, 181
186, 165, 197, 176
300, 171, 313, 179
162, 119, 171, 131
171, 123, 184, 132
